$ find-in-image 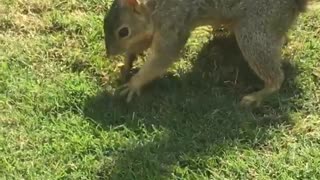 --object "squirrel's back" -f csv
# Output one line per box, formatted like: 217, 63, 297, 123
149, 0, 308, 29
